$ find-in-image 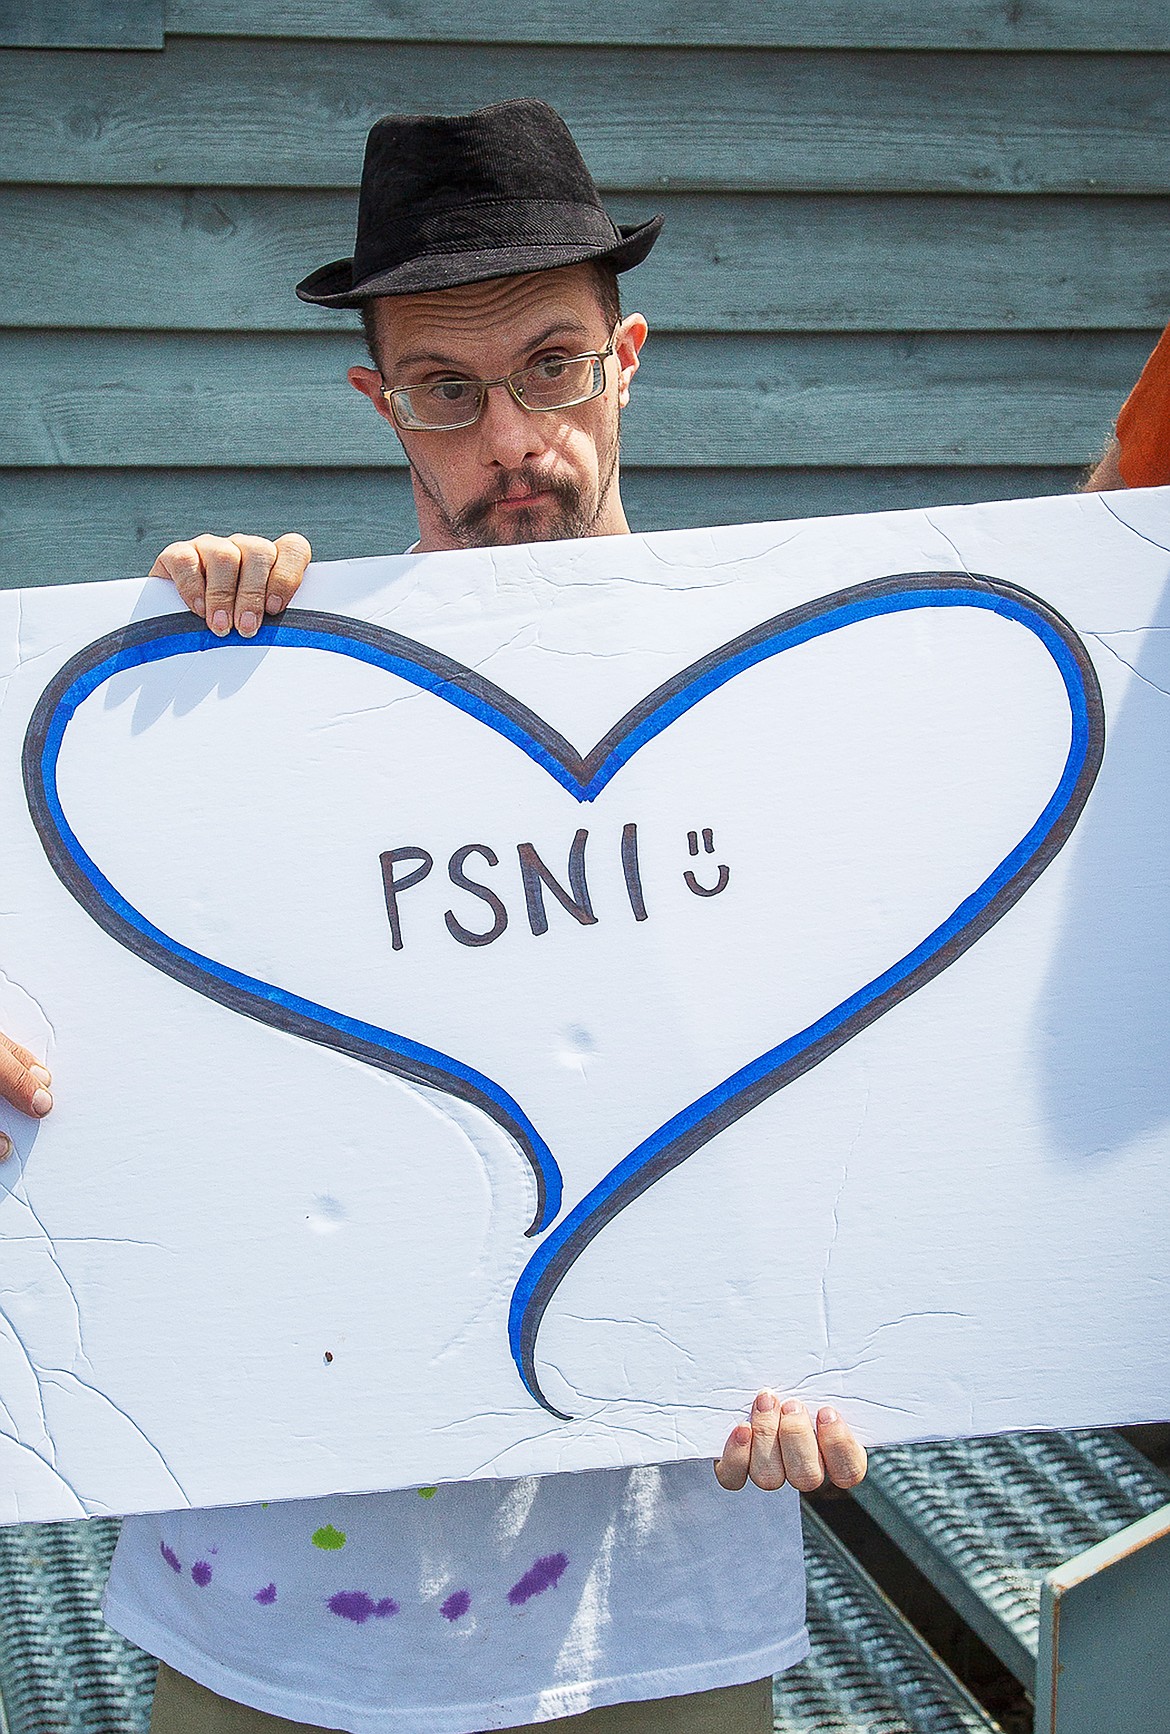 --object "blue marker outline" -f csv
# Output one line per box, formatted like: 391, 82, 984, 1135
24, 618, 563, 1234
21, 576, 1103, 1413
508, 582, 1103, 1414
